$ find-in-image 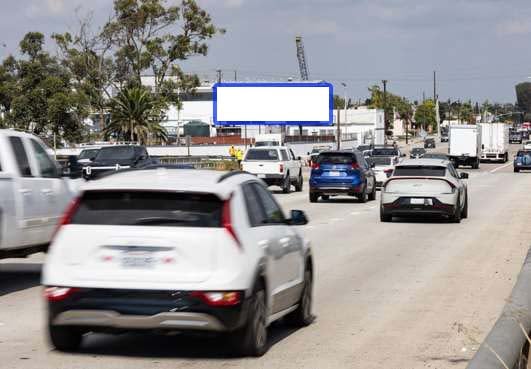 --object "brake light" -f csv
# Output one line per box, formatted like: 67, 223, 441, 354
351, 163, 360, 170
44, 287, 79, 302
51, 197, 81, 241
311, 162, 320, 170
279, 164, 284, 173
190, 291, 241, 306
222, 198, 242, 249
